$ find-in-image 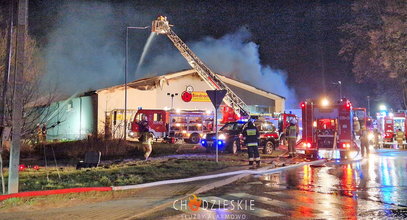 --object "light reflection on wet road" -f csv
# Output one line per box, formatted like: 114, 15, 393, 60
194, 149, 407, 219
